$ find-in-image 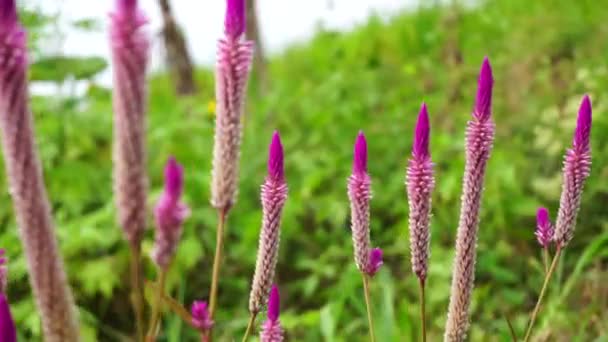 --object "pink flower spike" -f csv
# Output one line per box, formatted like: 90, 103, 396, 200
225, 0, 246, 39
268, 131, 284, 182
353, 131, 368, 176
191, 300, 214, 331
267, 285, 280, 322
0, 0, 18, 29
0, 294, 16, 342
574, 95, 592, 152
535, 207, 554, 248
413, 103, 430, 160
473, 57, 493, 122
366, 248, 383, 277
